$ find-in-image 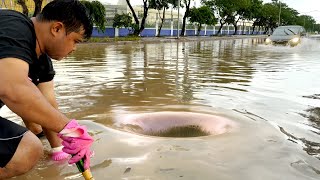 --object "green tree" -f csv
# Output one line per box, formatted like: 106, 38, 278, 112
149, 0, 175, 37
81, 0, 106, 32
15, 0, 43, 17
280, 7, 298, 25
126, 0, 149, 36
243, 0, 263, 20
237, 0, 263, 34
180, 0, 193, 36
261, 3, 279, 33
15, 0, 28, 16
244, 0, 263, 34
297, 15, 316, 32
113, 13, 136, 34
251, 2, 273, 34
203, 0, 250, 35
270, 0, 298, 26
188, 6, 217, 35
231, 0, 251, 35
32, 0, 43, 17
313, 24, 320, 33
